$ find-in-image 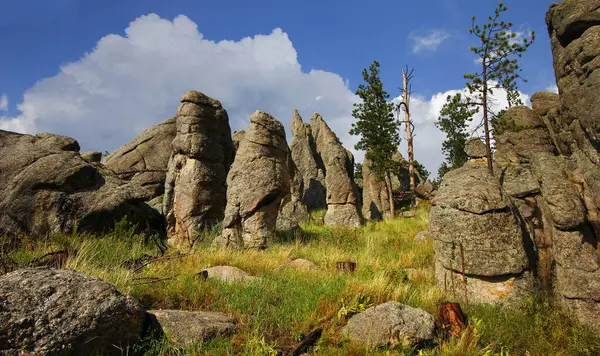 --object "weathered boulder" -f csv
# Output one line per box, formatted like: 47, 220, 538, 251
0, 268, 146, 355
215, 111, 290, 249
464, 137, 487, 158
290, 110, 326, 210
0, 130, 162, 238
310, 113, 362, 227
362, 156, 391, 221
547, 0, 600, 144
431, 160, 532, 303
80, 151, 102, 163
277, 155, 310, 232
341, 302, 435, 348
498, 102, 600, 332
287, 258, 318, 270
148, 310, 236, 348
163, 92, 234, 247
415, 181, 435, 200
103, 117, 176, 200
199, 266, 258, 283
232, 130, 246, 152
